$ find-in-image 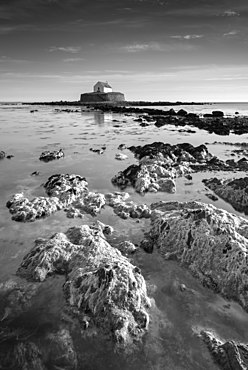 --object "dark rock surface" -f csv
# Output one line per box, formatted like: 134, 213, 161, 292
0, 150, 5, 159
17, 222, 151, 352
203, 177, 248, 214
39, 149, 64, 162
141, 201, 248, 311
112, 142, 248, 194
200, 330, 248, 370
